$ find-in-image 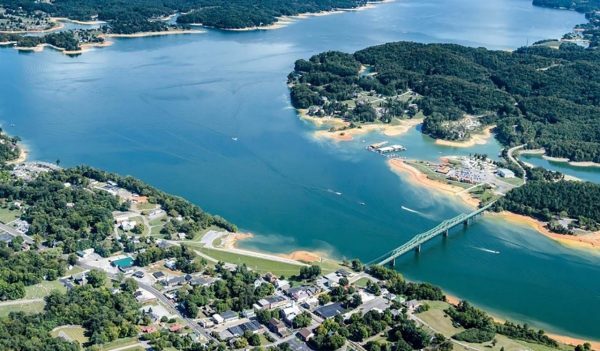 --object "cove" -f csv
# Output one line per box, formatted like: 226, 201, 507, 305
1, 0, 598, 340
